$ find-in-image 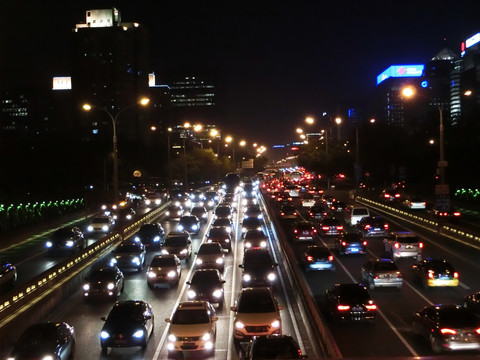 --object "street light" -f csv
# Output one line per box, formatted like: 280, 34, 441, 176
82, 97, 150, 204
